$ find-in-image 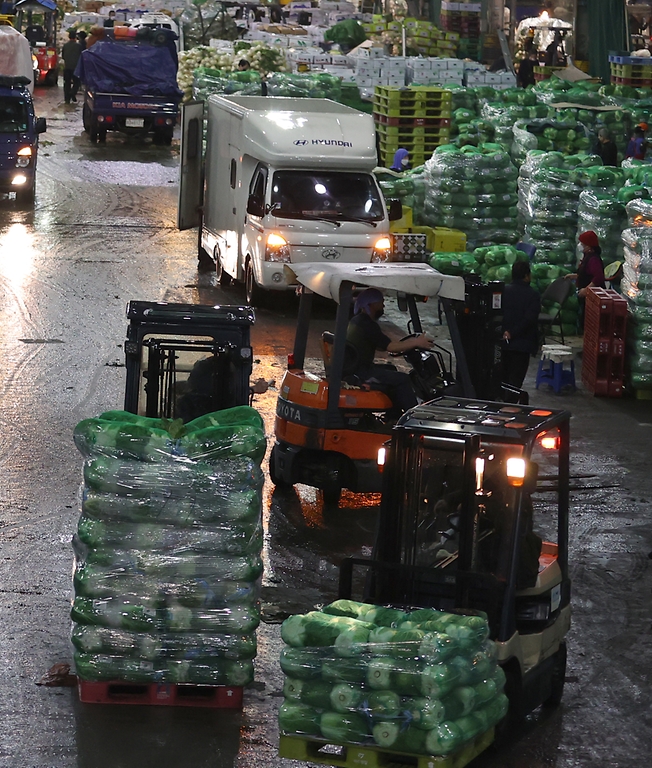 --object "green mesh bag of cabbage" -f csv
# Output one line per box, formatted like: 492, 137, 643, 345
278, 601, 508, 757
